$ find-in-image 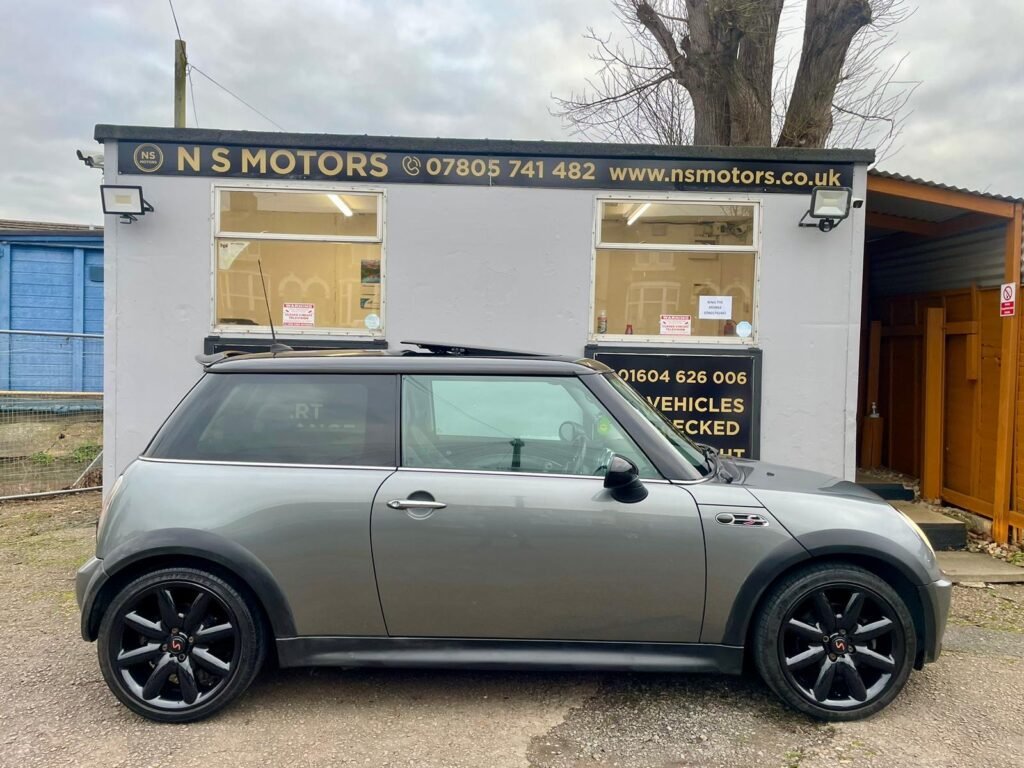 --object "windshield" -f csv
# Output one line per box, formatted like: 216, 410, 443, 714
604, 373, 711, 477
